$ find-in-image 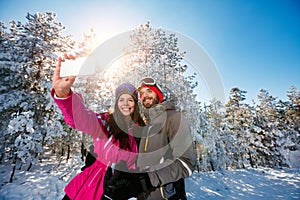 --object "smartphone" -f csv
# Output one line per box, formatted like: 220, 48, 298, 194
60, 57, 96, 77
